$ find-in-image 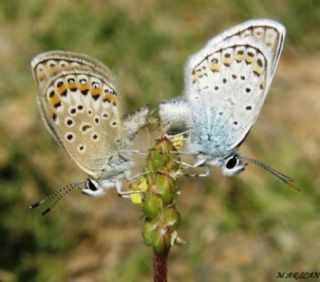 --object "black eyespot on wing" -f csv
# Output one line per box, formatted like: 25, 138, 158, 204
67, 78, 76, 83
81, 89, 89, 95
66, 133, 74, 141
102, 113, 109, 119
54, 101, 62, 109
81, 124, 92, 132
66, 119, 73, 126
92, 81, 100, 88
237, 50, 244, 56
247, 51, 254, 58
257, 58, 263, 67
